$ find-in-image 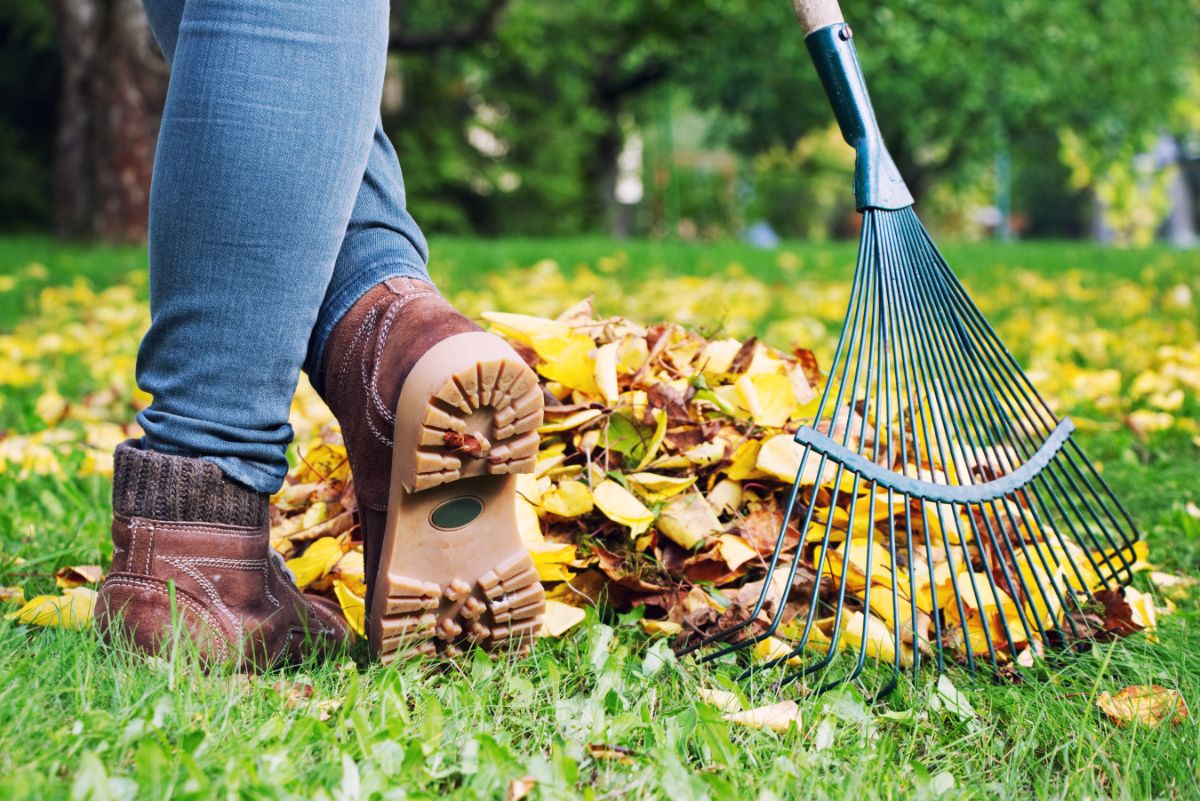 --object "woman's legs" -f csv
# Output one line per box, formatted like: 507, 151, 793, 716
132, 0, 545, 661
136, 0, 409, 493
